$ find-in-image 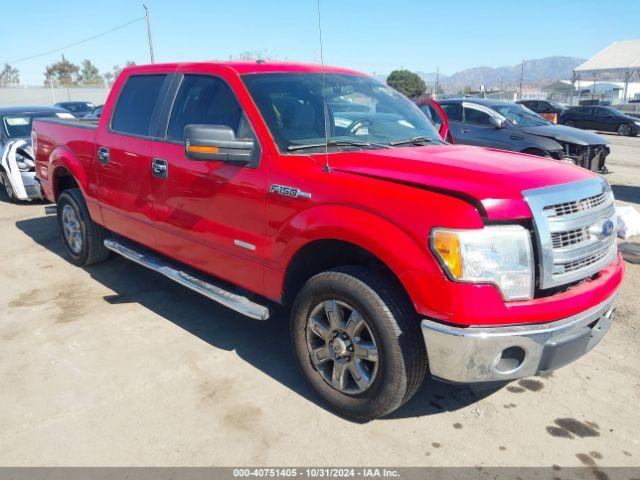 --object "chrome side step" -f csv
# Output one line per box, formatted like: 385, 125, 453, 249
103, 239, 270, 320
